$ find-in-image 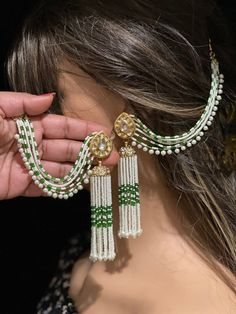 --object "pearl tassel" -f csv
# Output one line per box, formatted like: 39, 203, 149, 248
118, 146, 142, 238
89, 164, 115, 262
